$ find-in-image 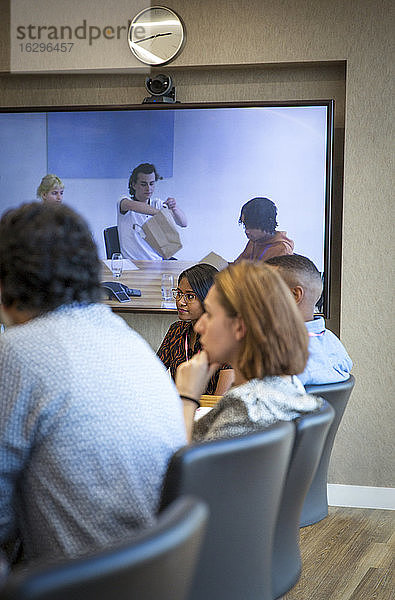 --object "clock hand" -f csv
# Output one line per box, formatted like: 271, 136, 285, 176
134, 32, 172, 44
